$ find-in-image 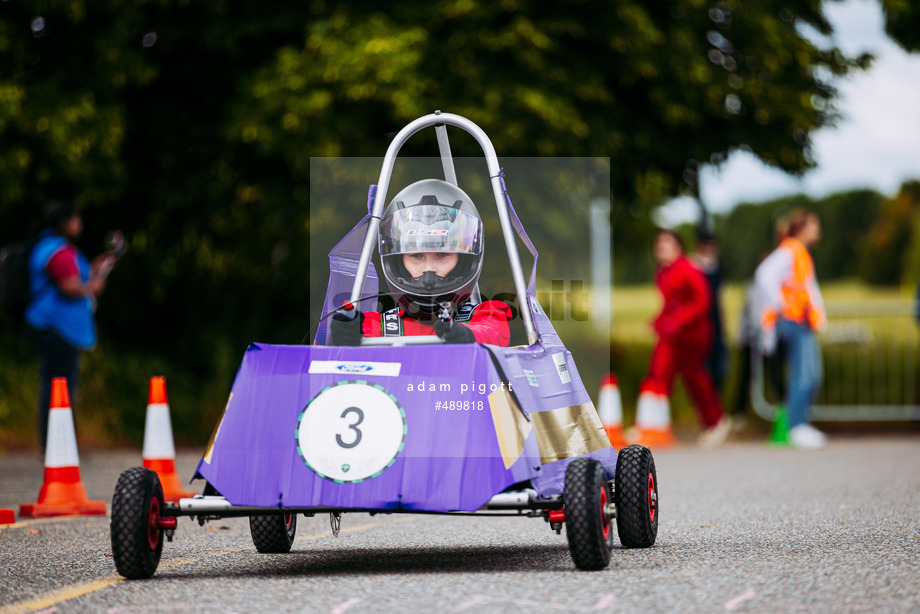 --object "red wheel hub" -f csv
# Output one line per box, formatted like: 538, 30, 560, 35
147, 497, 161, 550
284, 514, 293, 531
600, 486, 610, 540
648, 472, 657, 523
